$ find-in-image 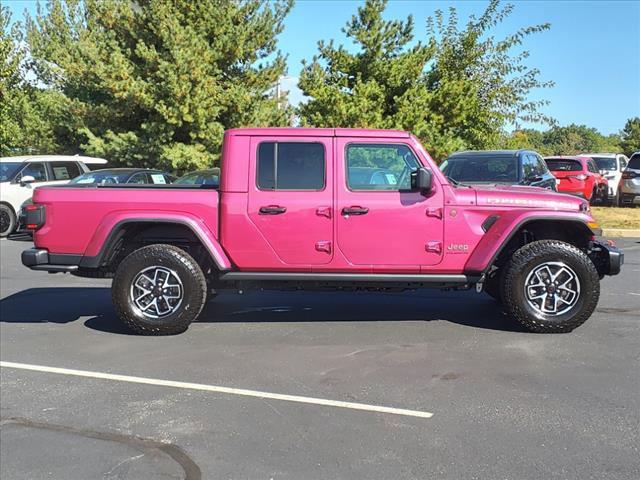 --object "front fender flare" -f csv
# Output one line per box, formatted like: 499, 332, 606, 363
464, 213, 596, 275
